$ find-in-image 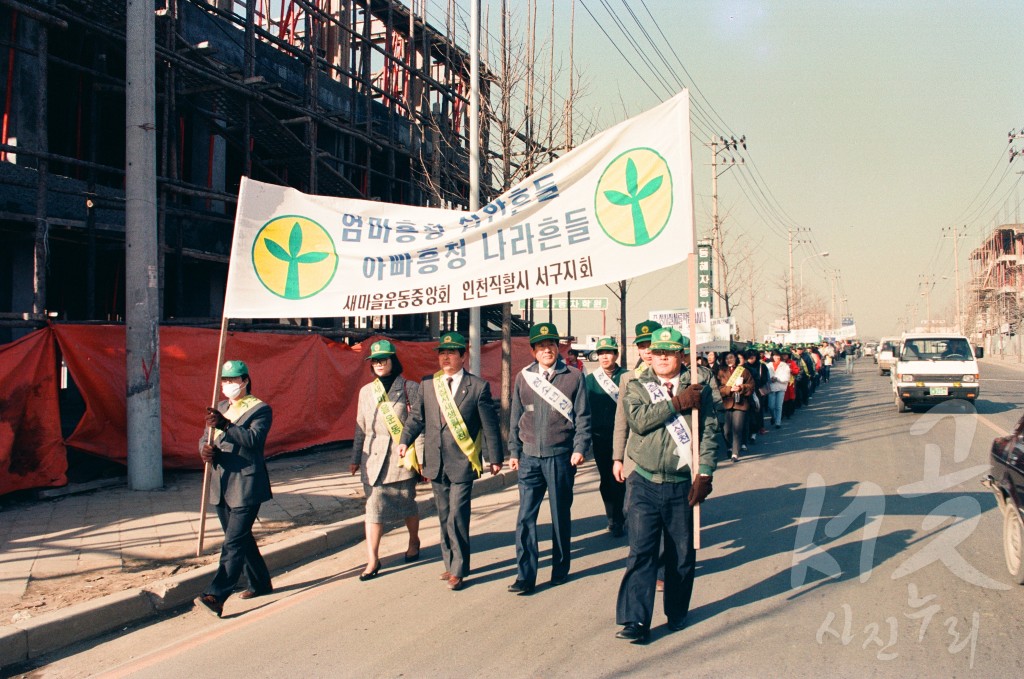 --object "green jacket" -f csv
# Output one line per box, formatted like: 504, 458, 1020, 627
624, 368, 719, 483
